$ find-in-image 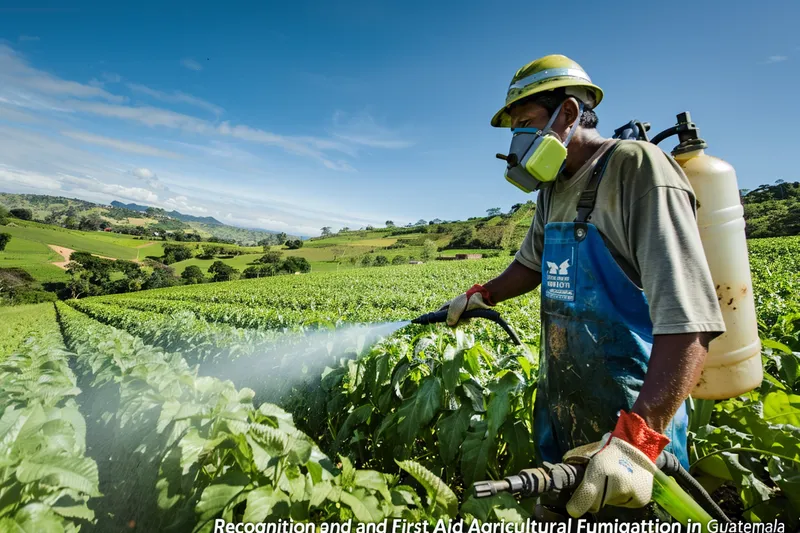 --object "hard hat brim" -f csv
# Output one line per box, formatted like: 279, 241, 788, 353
490, 78, 604, 128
